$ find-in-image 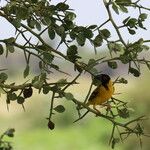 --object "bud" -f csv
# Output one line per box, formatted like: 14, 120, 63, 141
48, 120, 55, 130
